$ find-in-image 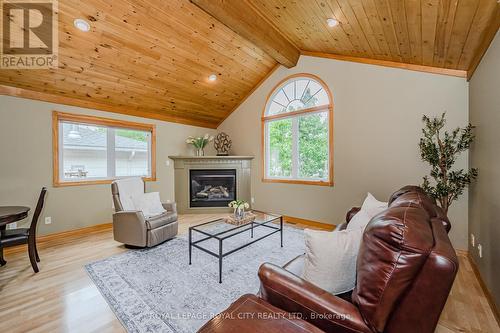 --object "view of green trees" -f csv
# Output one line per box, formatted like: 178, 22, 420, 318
116, 129, 148, 142
269, 118, 292, 176
268, 86, 329, 179
94, 127, 148, 142
298, 113, 328, 178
